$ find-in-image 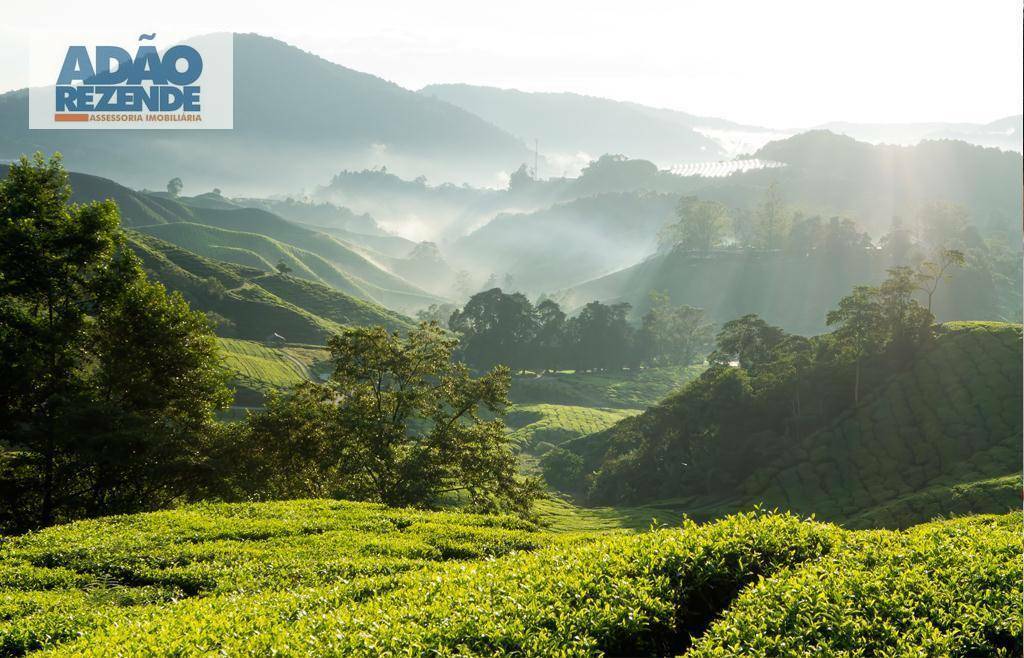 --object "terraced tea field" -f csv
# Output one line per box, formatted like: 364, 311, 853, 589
506, 403, 641, 451
510, 364, 704, 409
737, 322, 1023, 528
218, 338, 328, 394
1, 500, 1018, 656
